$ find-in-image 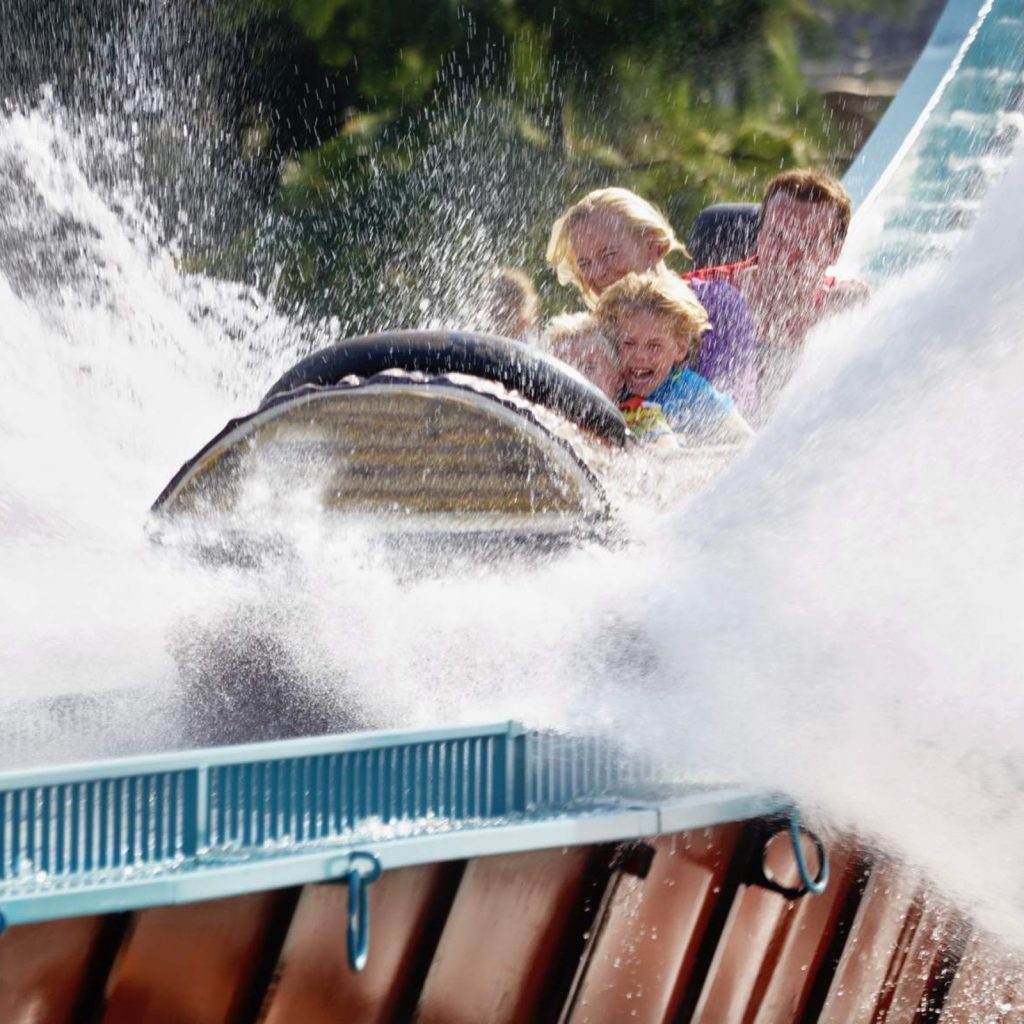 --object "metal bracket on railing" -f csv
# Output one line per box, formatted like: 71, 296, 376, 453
787, 809, 829, 896
323, 850, 383, 972
747, 809, 829, 901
